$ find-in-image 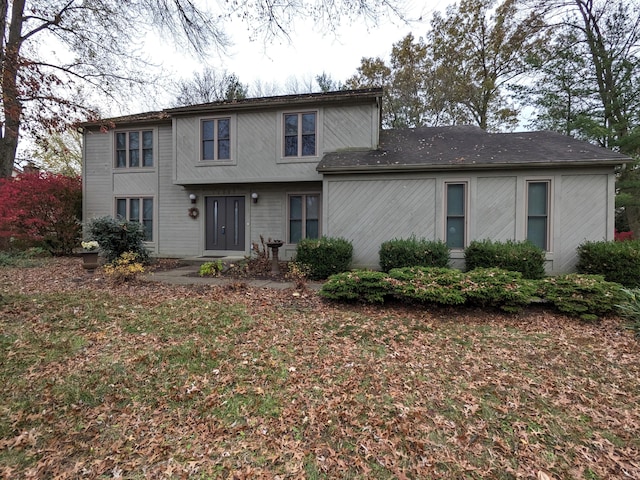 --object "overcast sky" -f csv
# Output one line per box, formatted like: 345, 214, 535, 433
147, 1, 445, 103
